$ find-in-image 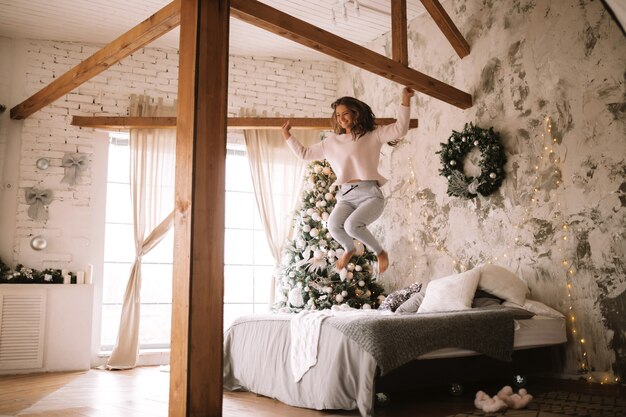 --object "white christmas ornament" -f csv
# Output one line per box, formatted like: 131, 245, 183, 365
314, 165, 322, 173
341, 291, 348, 297
324, 286, 333, 294
358, 280, 365, 287
288, 288, 304, 307
322, 212, 330, 221
362, 304, 372, 310
302, 224, 311, 233
347, 263, 355, 271
310, 228, 319, 237
313, 250, 323, 259
307, 208, 315, 215
347, 272, 353, 280
355, 265, 362, 272
335, 294, 344, 303
325, 192, 334, 201
339, 268, 348, 281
